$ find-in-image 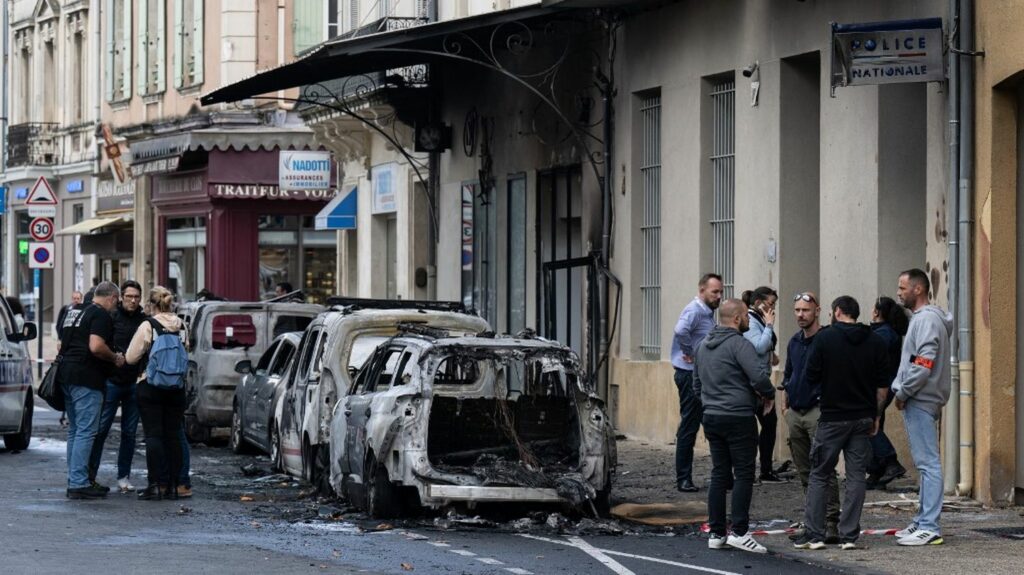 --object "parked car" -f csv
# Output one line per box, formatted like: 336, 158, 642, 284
177, 300, 323, 442
230, 331, 302, 457
0, 297, 38, 451
274, 298, 489, 490
329, 333, 616, 518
